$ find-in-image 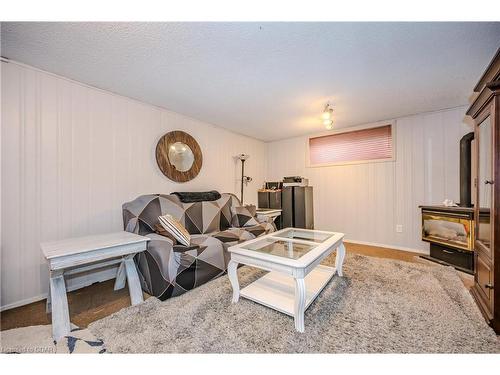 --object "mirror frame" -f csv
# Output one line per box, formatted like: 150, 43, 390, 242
155, 130, 203, 182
